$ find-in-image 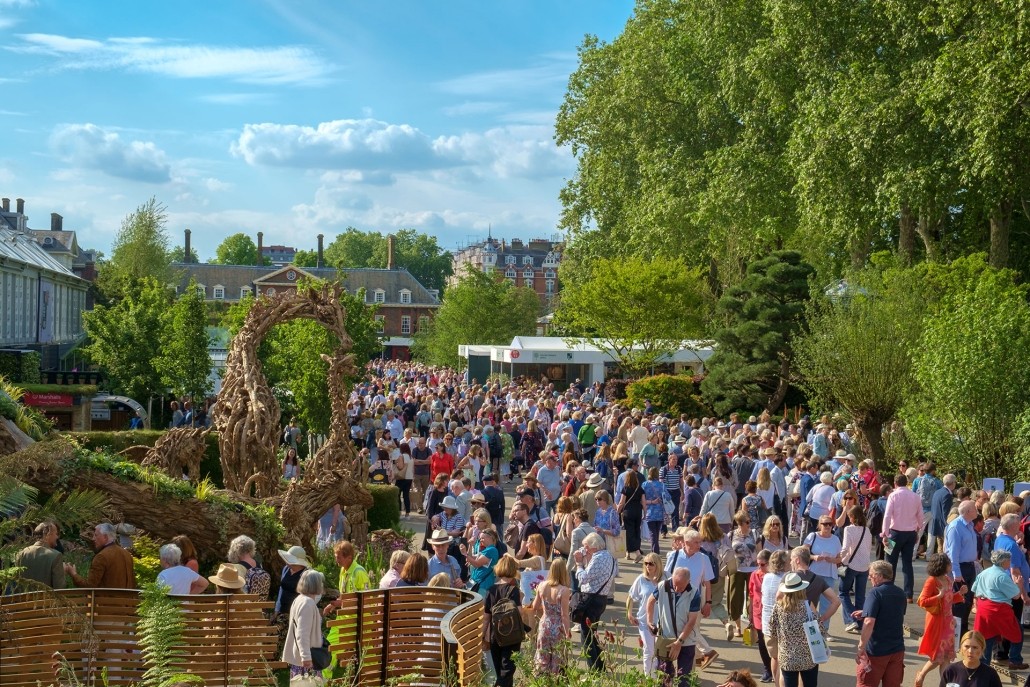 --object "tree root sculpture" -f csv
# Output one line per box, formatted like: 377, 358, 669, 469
134, 426, 208, 482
